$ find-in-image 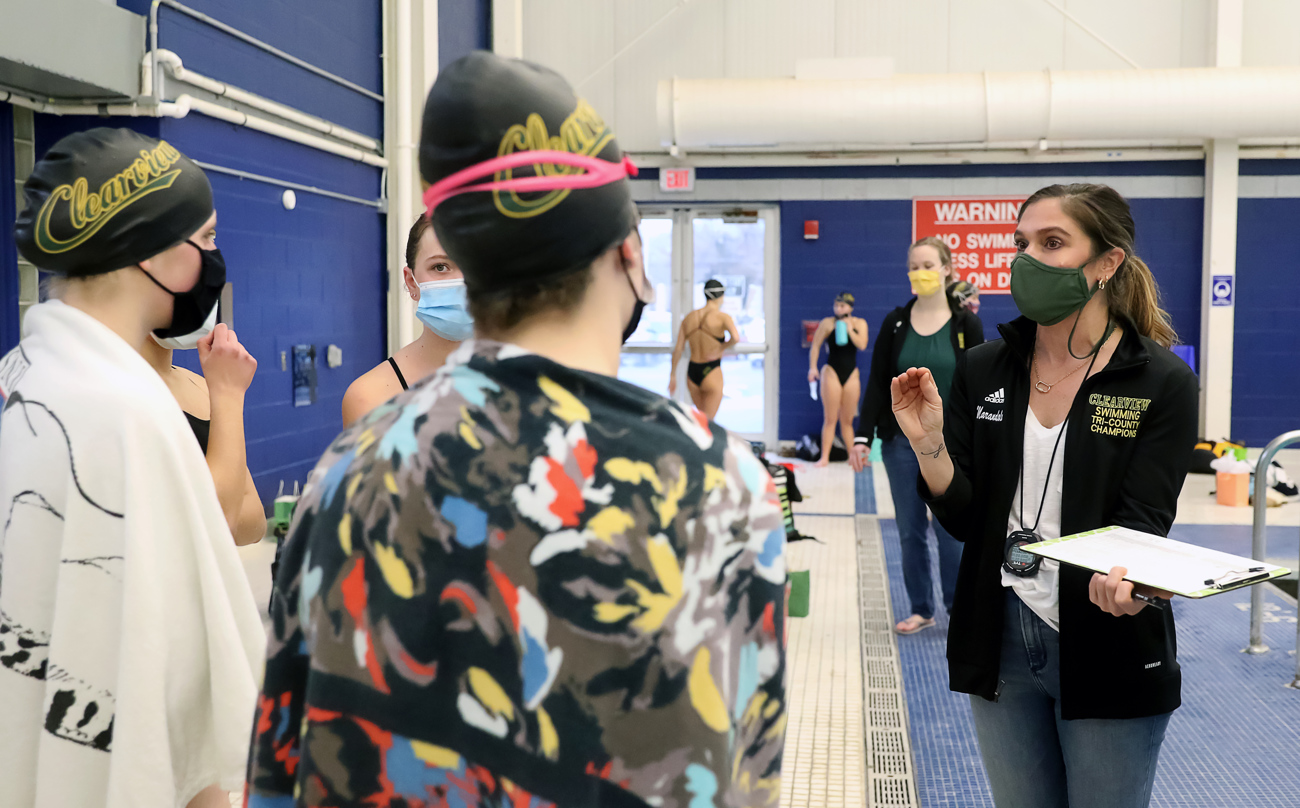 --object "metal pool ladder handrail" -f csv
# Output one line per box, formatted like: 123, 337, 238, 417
1245, 431, 1300, 671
